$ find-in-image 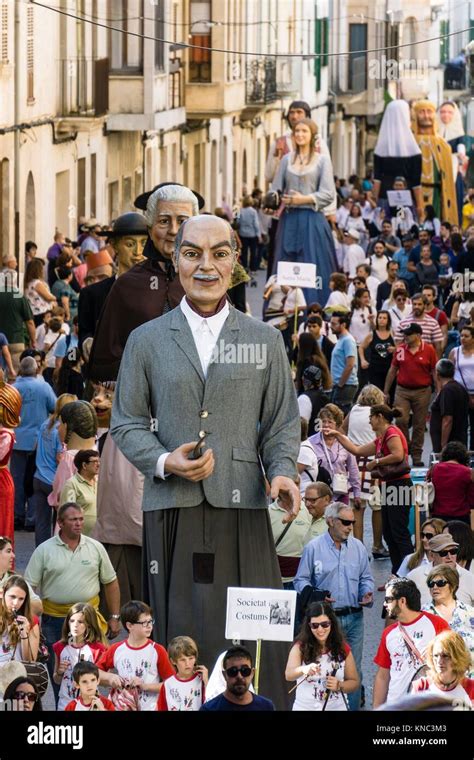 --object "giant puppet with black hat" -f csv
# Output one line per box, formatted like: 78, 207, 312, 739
78, 211, 149, 346
86, 183, 201, 381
